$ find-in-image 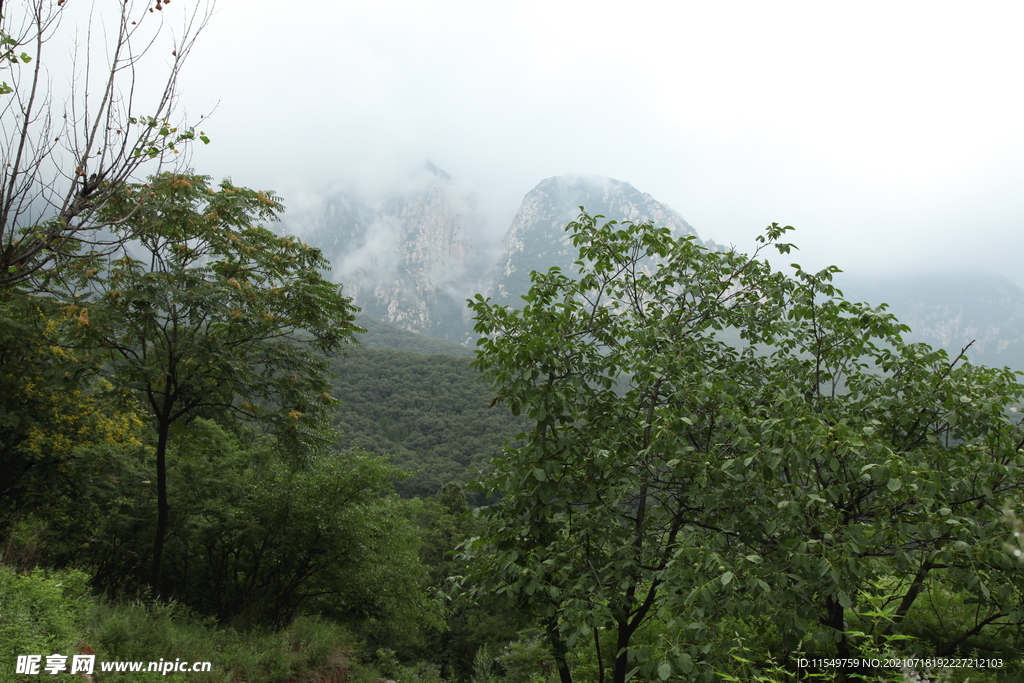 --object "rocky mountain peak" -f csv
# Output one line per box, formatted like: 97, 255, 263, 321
423, 159, 452, 181
486, 174, 706, 305
283, 165, 482, 341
